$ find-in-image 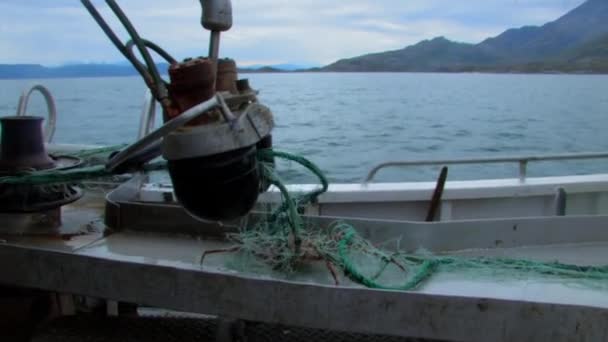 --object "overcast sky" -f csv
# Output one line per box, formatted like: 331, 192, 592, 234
0, 0, 586, 66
